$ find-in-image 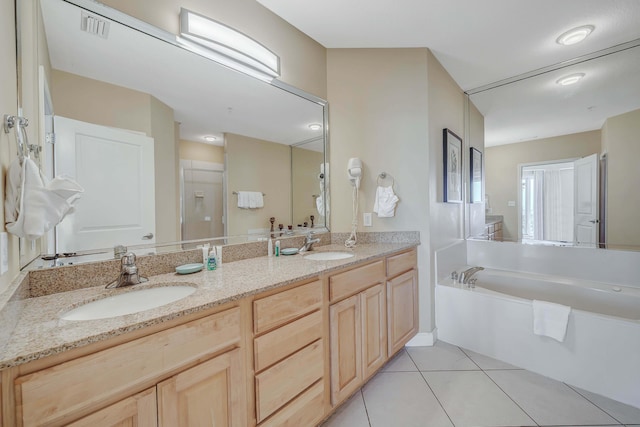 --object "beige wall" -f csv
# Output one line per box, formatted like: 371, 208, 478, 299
485, 130, 601, 242
601, 108, 640, 247
291, 147, 324, 227
179, 140, 225, 164
327, 48, 434, 331
51, 70, 180, 244
101, 0, 327, 98
0, 0, 19, 290
226, 134, 290, 236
